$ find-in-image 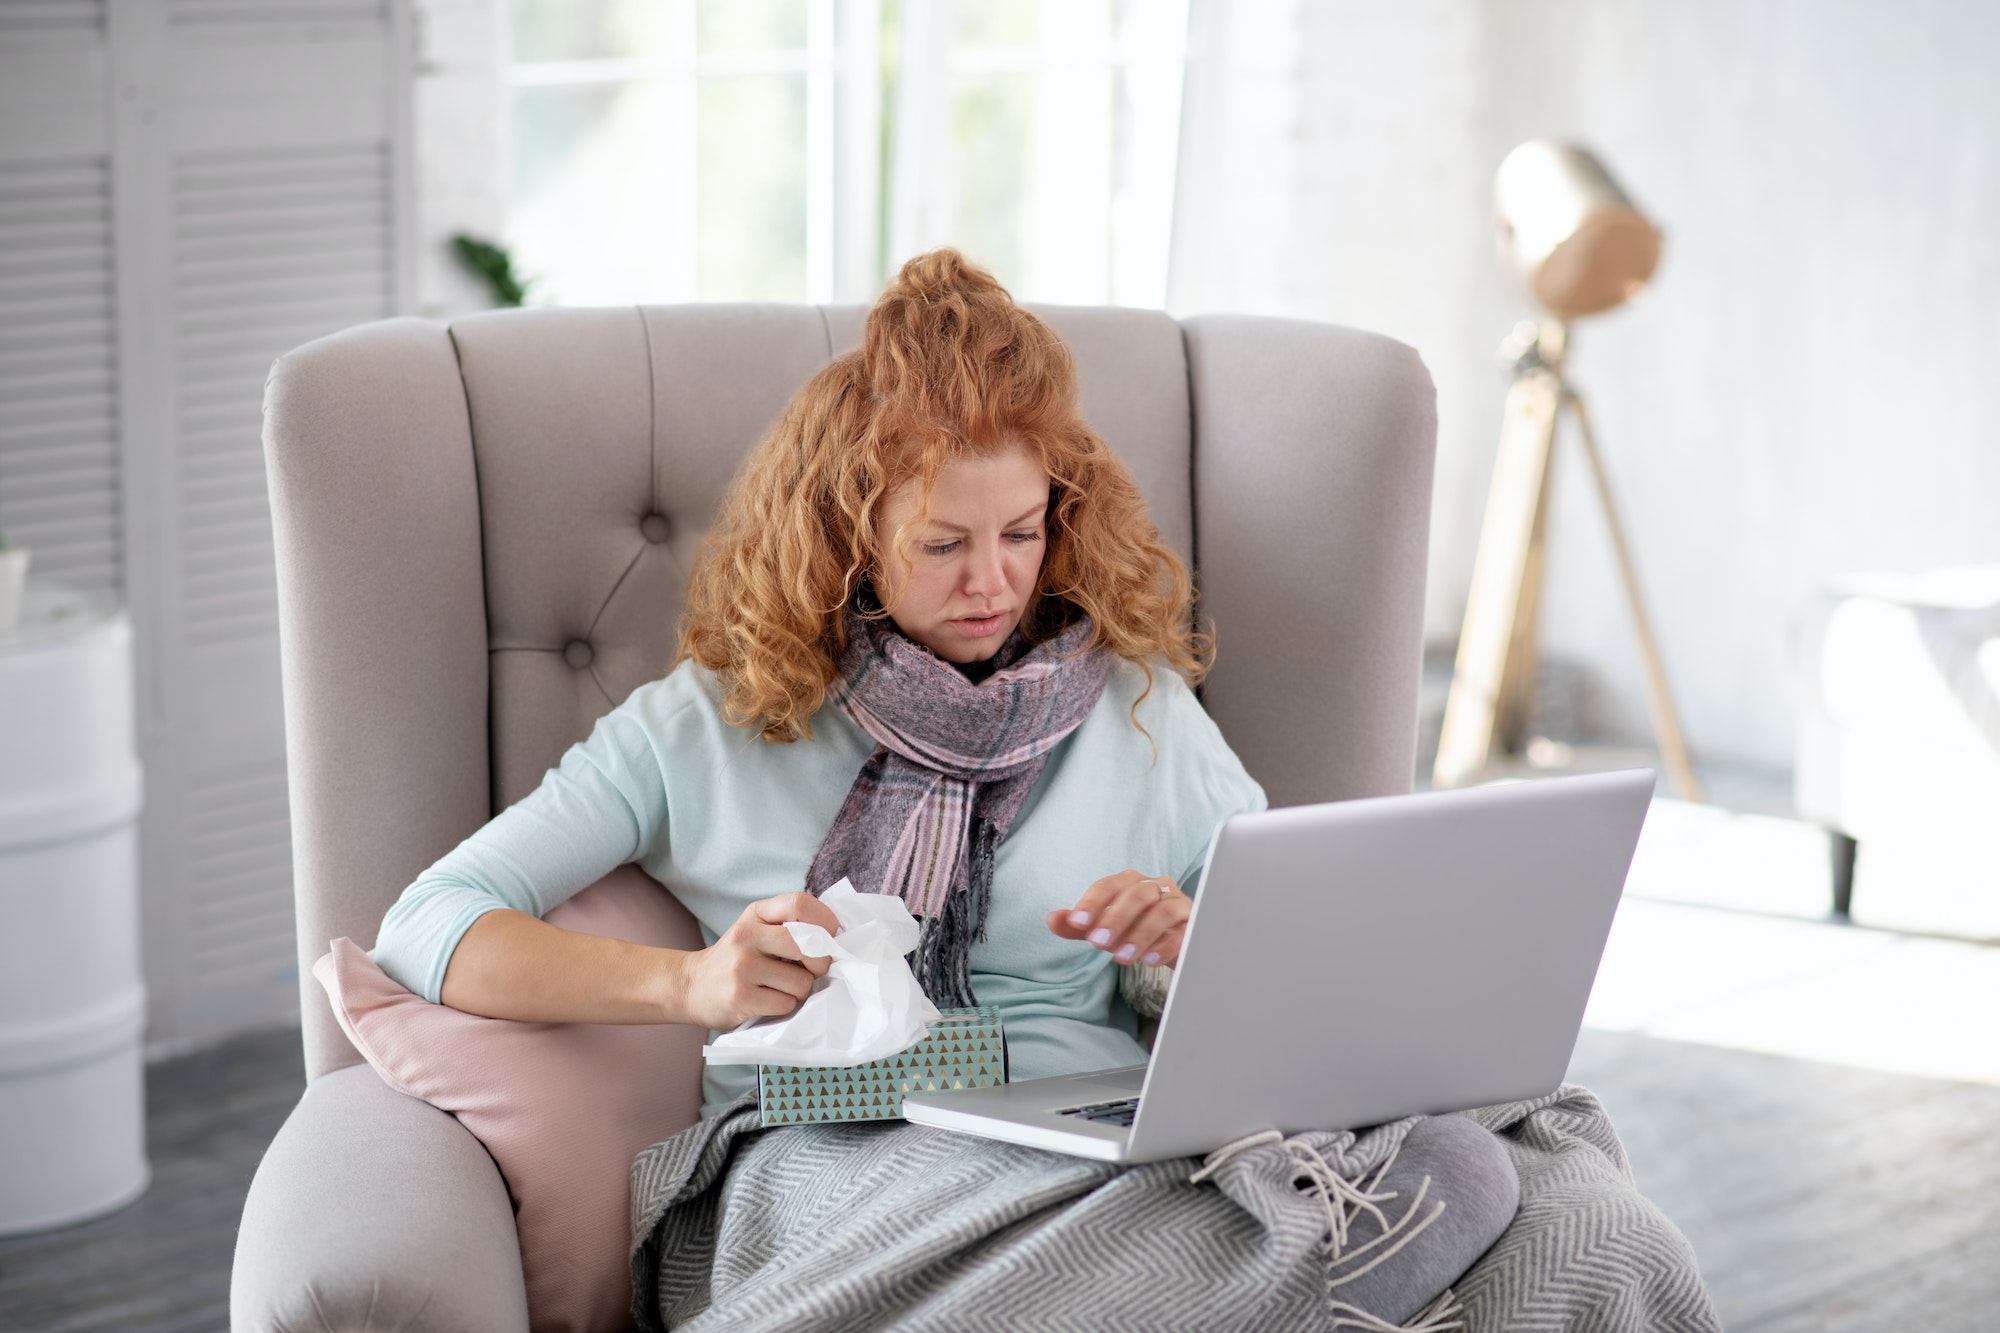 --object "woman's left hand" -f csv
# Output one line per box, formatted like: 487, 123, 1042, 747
1045, 870, 1190, 968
